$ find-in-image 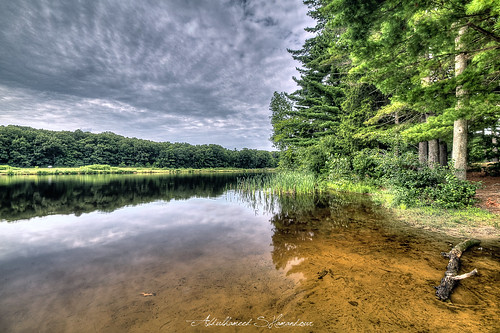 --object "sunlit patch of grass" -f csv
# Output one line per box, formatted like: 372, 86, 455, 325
396, 206, 497, 229
0, 165, 272, 176
377, 193, 497, 230
364, 186, 498, 237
